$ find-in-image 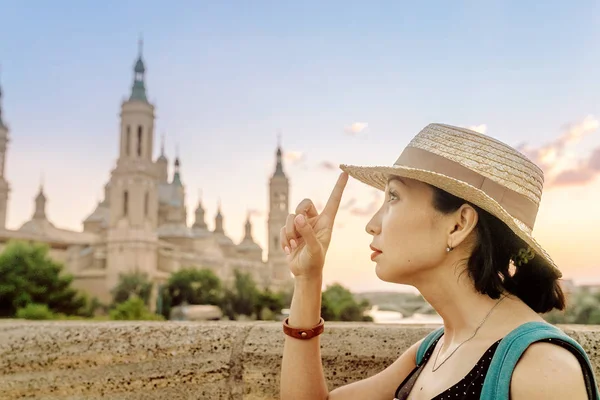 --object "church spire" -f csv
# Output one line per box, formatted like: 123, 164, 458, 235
129, 36, 148, 102
156, 132, 168, 182
33, 181, 47, 220
274, 132, 285, 177
214, 199, 224, 233
160, 133, 166, 158
193, 189, 207, 229
172, 143, 182, 185
243, 212, 253, 240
